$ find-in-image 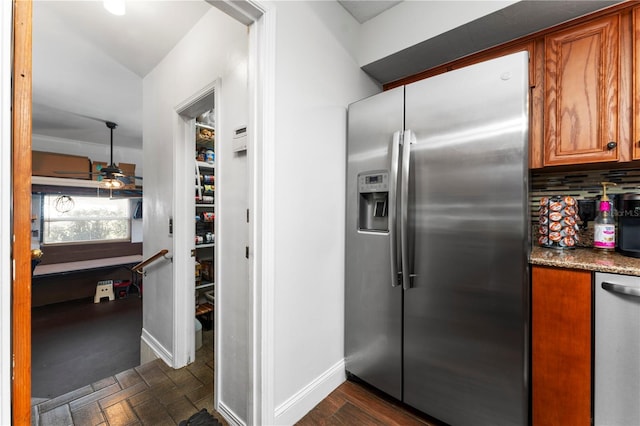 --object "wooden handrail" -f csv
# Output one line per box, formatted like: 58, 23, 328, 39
132, 249, 169, 274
